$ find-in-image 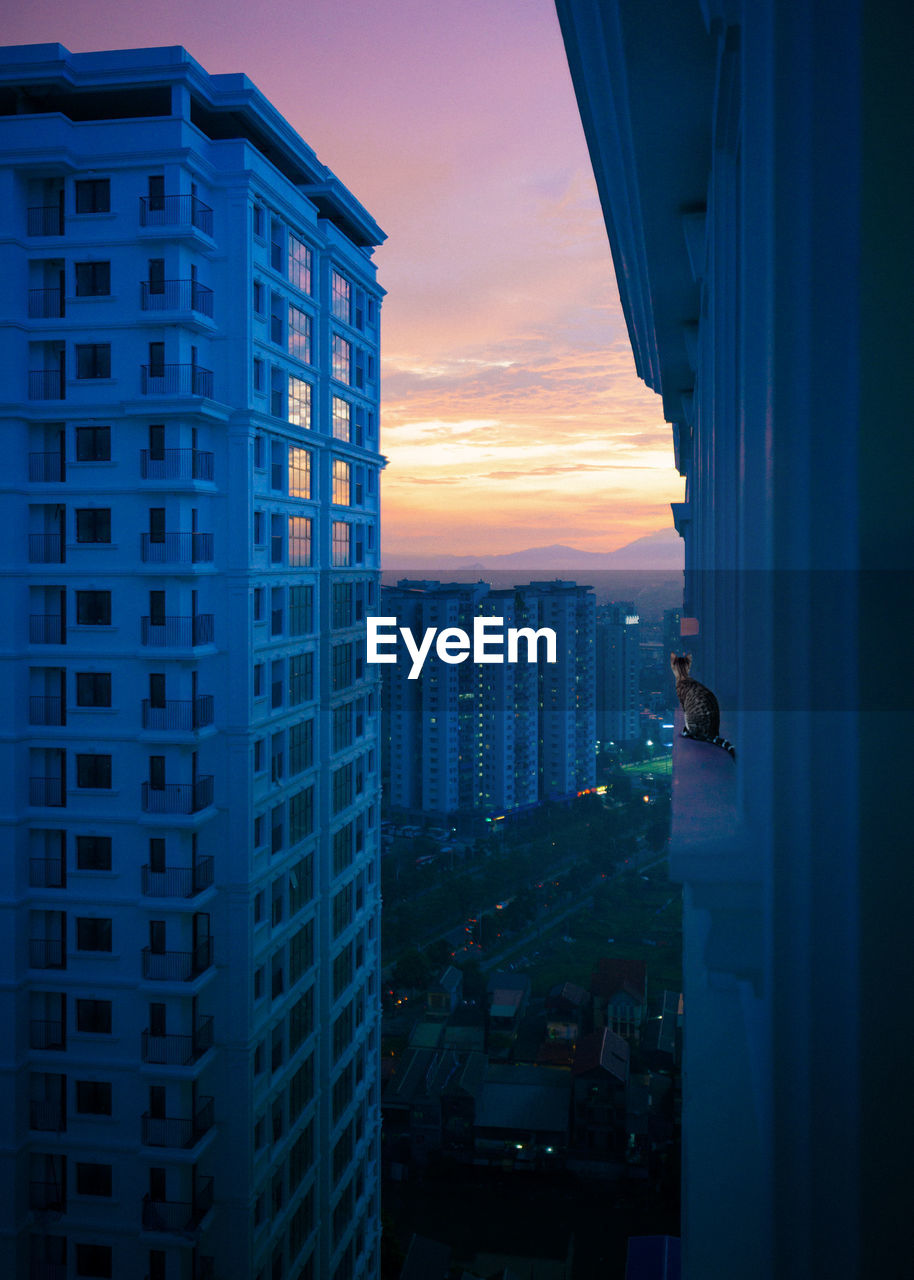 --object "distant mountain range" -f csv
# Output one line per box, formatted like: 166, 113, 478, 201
383, 526, 684, 572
